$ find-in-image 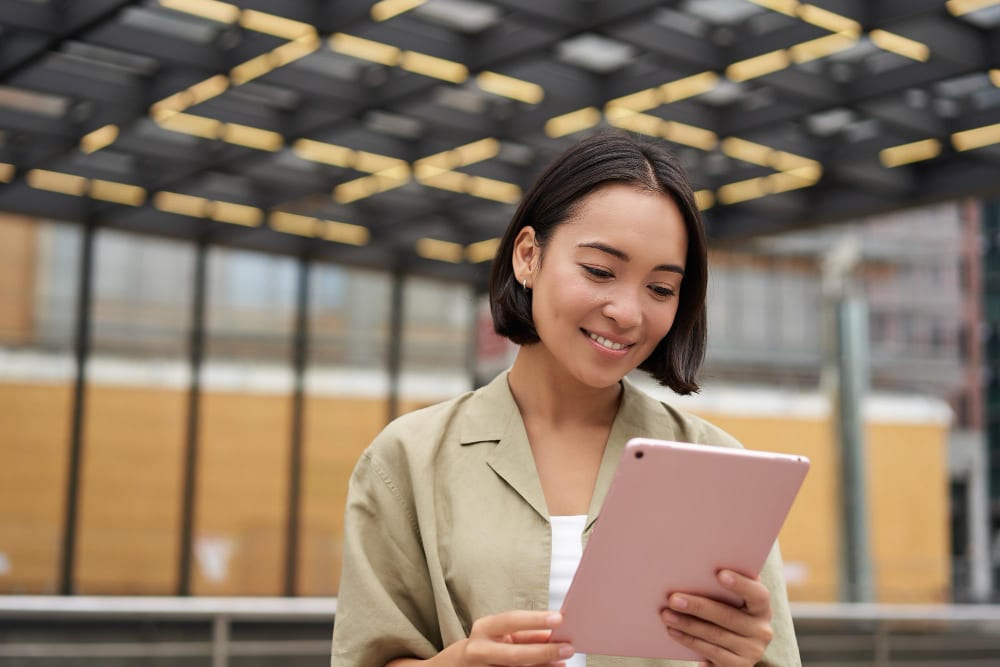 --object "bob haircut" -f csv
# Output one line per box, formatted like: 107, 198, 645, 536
489, 130, 708, 395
